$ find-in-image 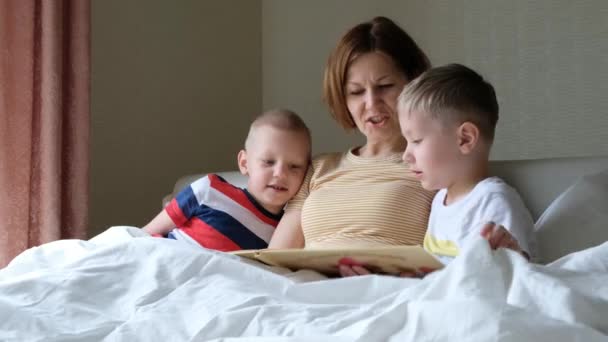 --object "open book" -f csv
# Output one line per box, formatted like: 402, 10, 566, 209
231, 245, 443, 276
